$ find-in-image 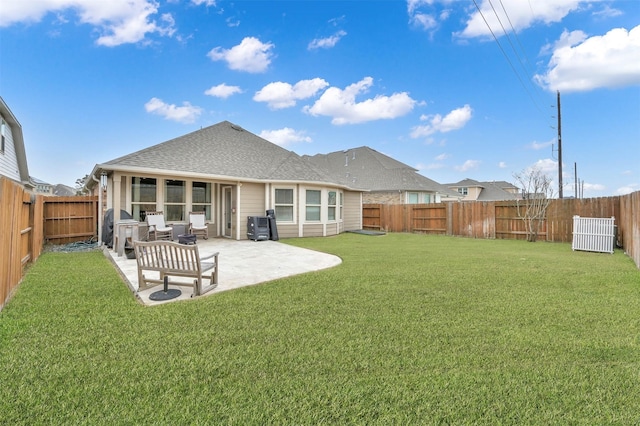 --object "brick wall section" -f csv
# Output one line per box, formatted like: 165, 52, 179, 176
363, 191, 403, 204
